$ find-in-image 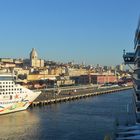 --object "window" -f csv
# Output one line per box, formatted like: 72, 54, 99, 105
138, 62, 140, 67
138, 75, 140, 79
0, 77, 14, 81
138, 86, 140, 90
